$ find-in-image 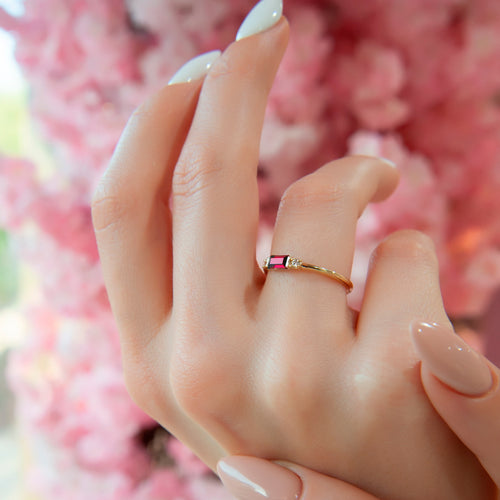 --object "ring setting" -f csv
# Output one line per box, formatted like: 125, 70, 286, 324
263, 254, 353, 293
